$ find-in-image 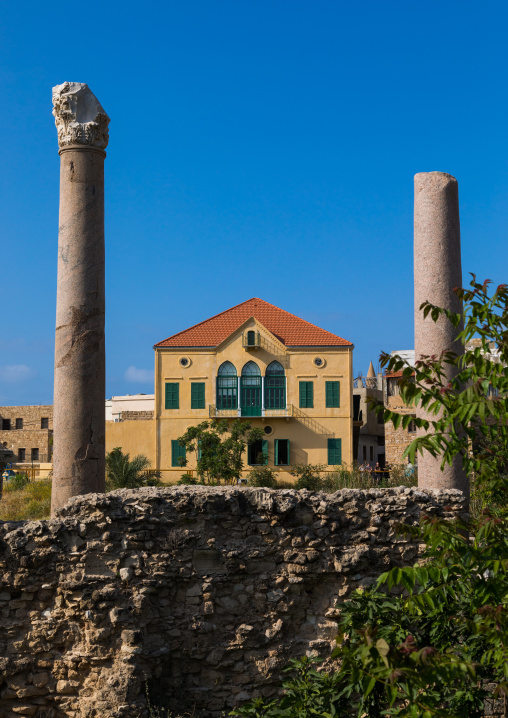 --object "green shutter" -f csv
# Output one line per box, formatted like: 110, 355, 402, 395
274, 439, 279, 466
191, 382, 205, 409
325, 381, 340, 408
327, 438, 342, 465
171, 440, 186, 467
287, 439, 290, 465
299, 381, 313, 408
262, 439, 268, 465
165, 383, 179, 409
